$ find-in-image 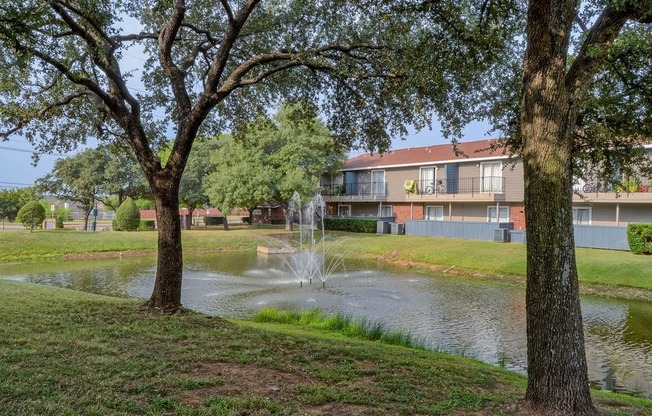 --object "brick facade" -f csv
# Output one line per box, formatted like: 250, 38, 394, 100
391, 203, 424, 223
510, 203, 526, 230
